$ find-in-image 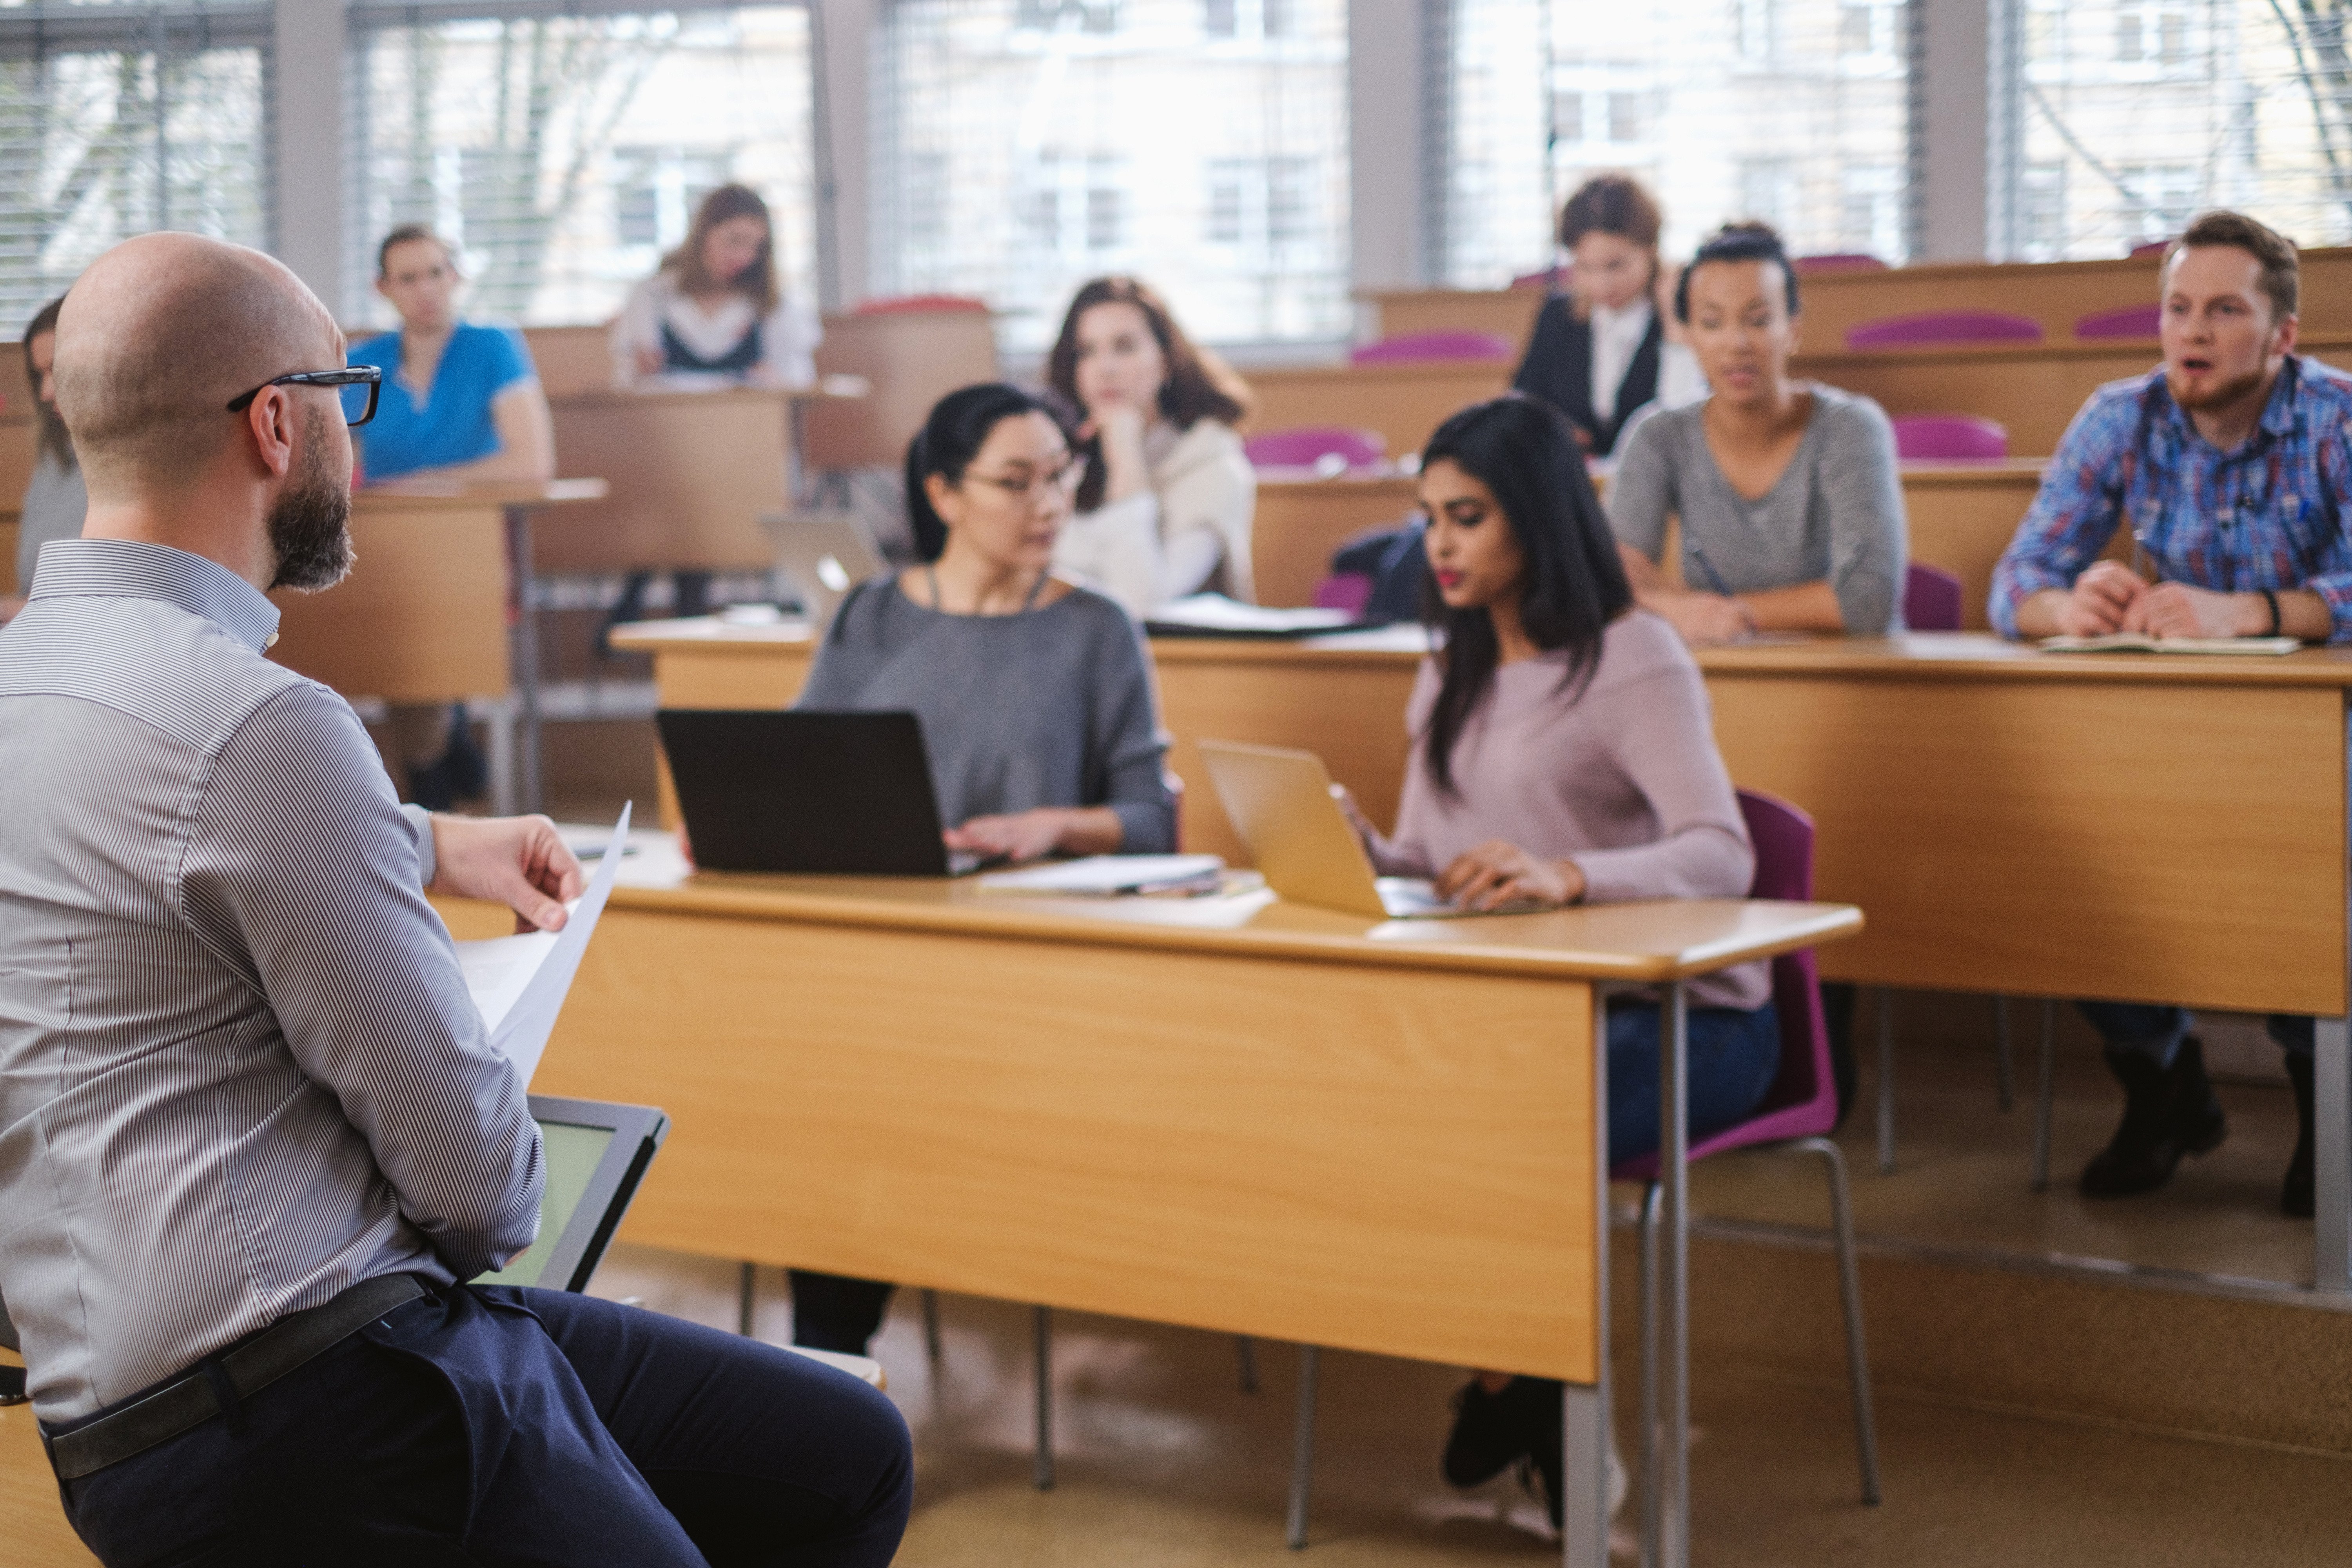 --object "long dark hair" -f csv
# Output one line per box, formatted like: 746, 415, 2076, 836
22, 296, 70, 471
904, 382, 1064, 563
1418, 395, 1632, 796
1046, 276, 1251, 511
664, 183, 780, 314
